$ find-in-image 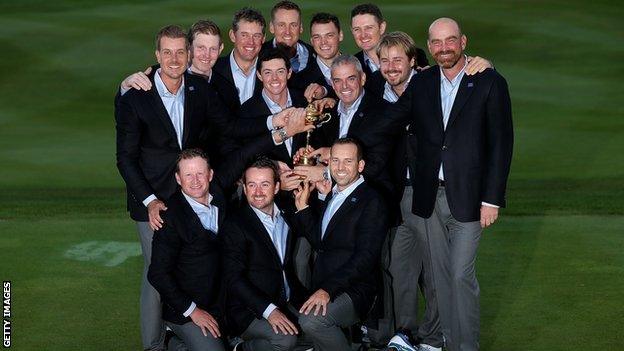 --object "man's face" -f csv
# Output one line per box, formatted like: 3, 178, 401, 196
379, 45, 415, 87
270, 9, 302, 48
329, 143, 364, 189
190, 33, 223, 73
310, 22, 343, 61
229, 20, 265, 63
257, 58, 291, 97
427, 22, 466, 69
244, 167, 279, 214
331, 62, 365, 107
351, 14, 386, 53
155, 36, 188, 81
175, 157, 213, 202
